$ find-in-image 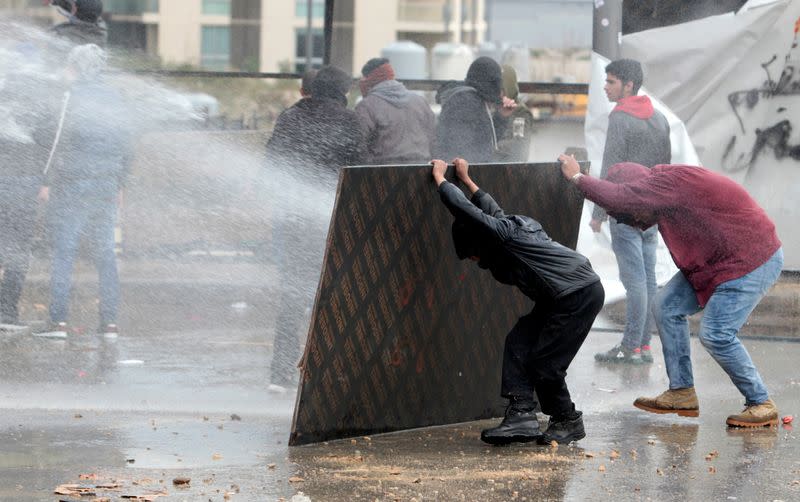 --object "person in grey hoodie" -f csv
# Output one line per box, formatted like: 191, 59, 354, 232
355, 58, 435, 164
591, 58, 671, 366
